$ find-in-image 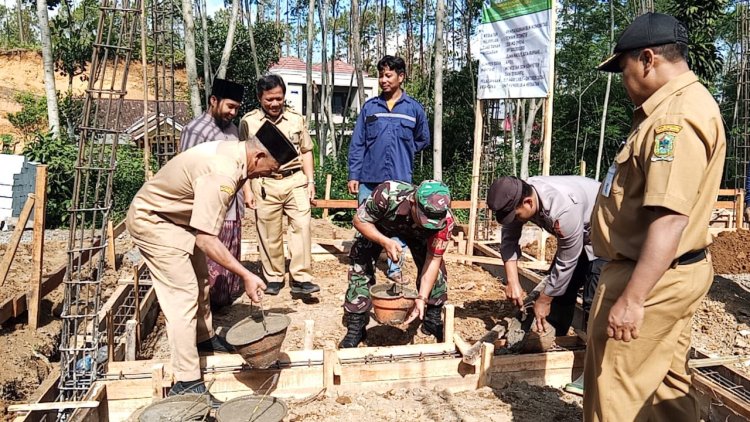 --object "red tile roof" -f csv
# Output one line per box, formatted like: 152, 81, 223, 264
270, 56, 356, 74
